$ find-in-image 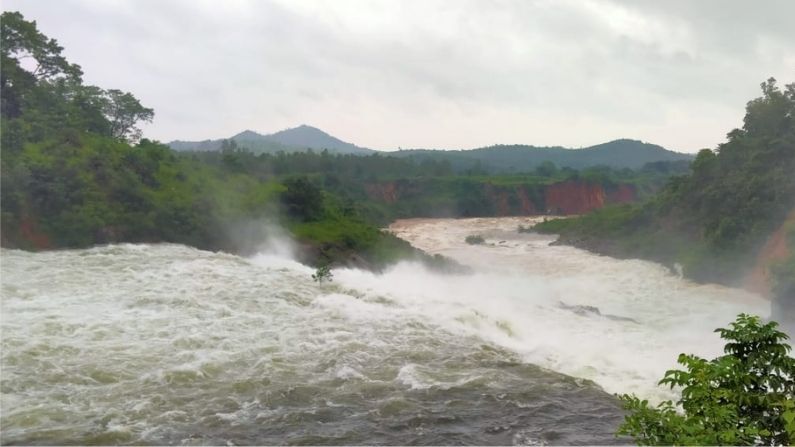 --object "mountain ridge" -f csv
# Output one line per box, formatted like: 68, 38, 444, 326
168, 126, 693, 171
169, 124, 374, 155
